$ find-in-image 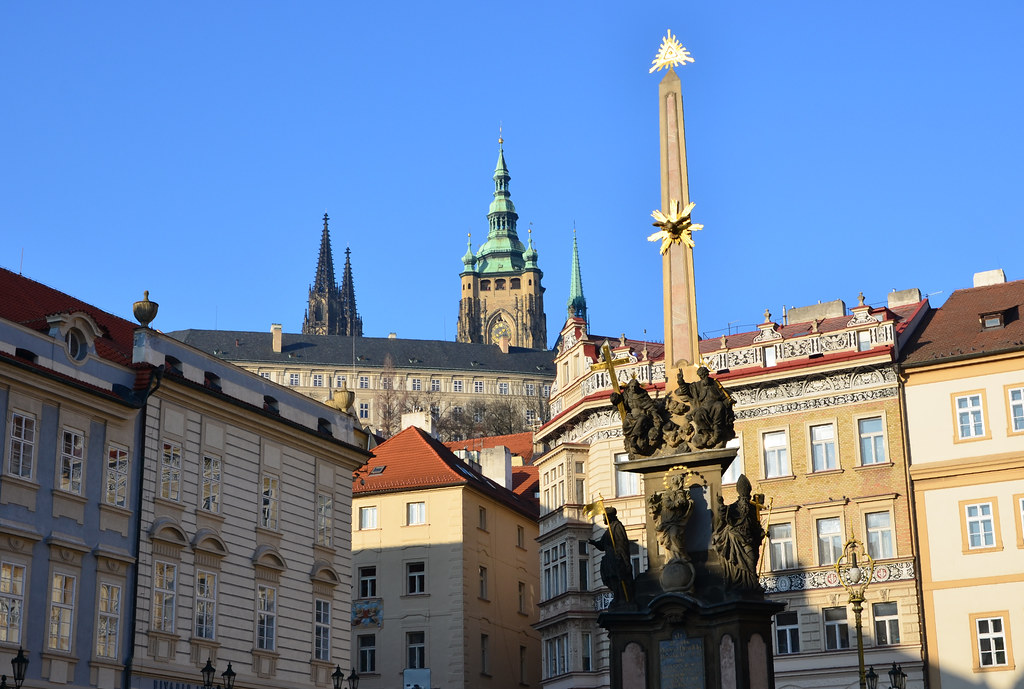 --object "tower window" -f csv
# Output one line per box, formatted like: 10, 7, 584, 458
511, 278, 521, 289
480, 280, 491, 291
495, 279, 506, 290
